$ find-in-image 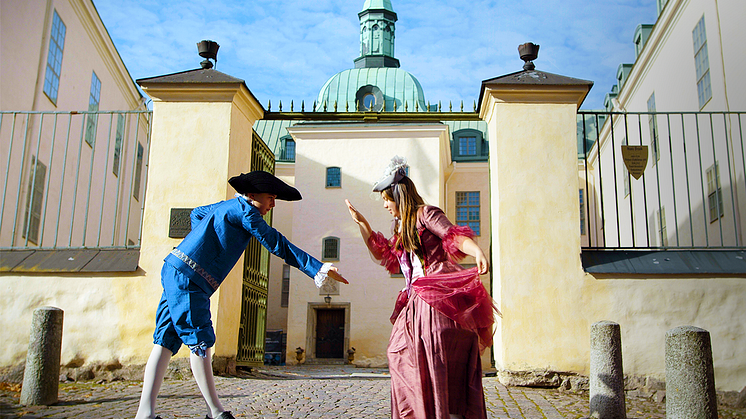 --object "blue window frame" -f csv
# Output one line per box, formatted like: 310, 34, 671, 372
43, 10, 66, 104
326, 167, 341, 188
456, 191, 480, 236
458, 136, 477, 155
